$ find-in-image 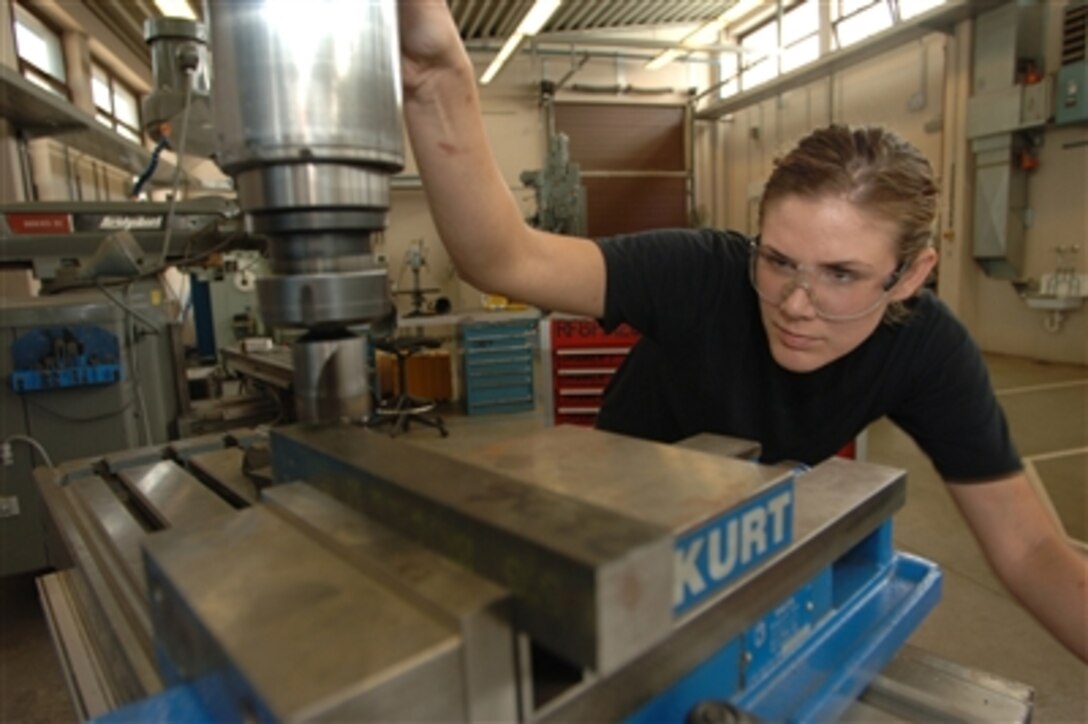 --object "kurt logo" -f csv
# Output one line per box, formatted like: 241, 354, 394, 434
673, 482, 794, 615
